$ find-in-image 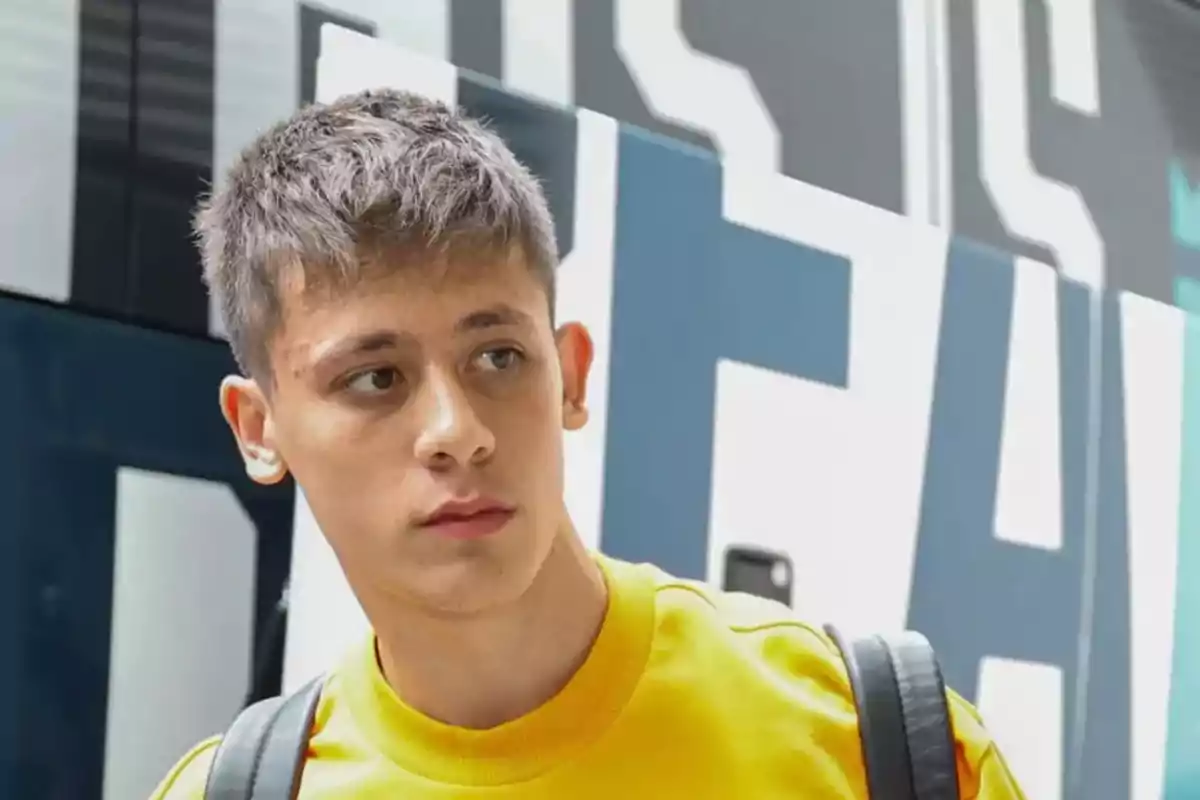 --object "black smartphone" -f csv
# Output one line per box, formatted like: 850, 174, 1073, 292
722, 546, 793, 607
